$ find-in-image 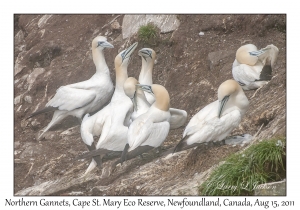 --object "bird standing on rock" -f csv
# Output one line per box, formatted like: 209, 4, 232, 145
173, 79, 249, 153
121, 83, 171, 164
80, 42, 138, 175
124, 77, 187, 129
27, 36, 114, 139
232, 44, 279, 92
